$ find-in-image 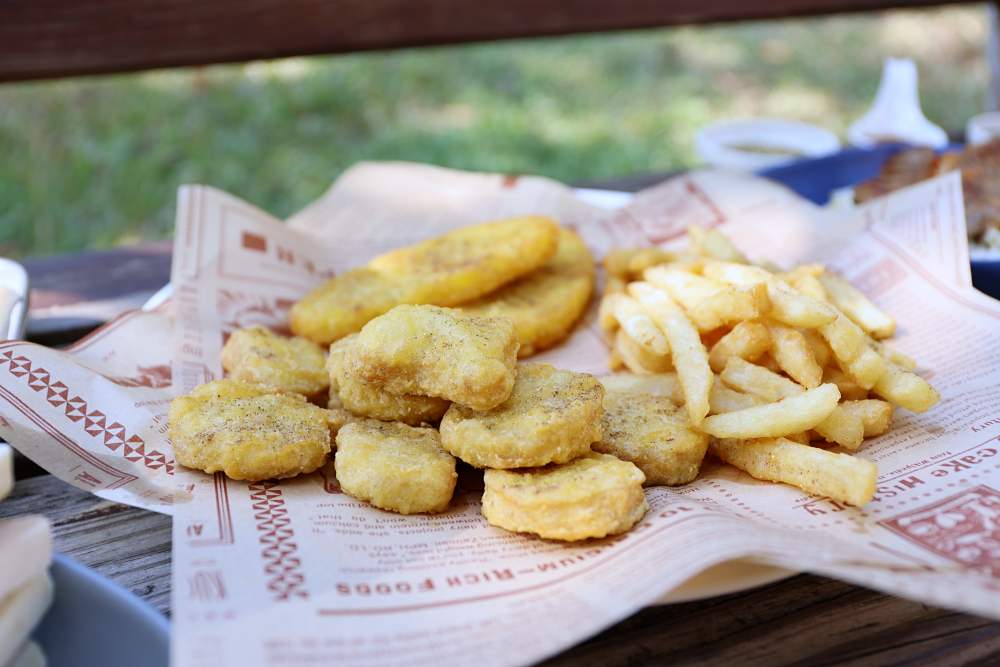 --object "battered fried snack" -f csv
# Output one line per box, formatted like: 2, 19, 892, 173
169, 379, 332, 481
221, 326, 329, 399
347, 305, 519, 410
439, 363, 603, 468
482, 453, 647, 541
334, 420, 457, 514
289, 216, 559, 344
594, 390, 708, 485
459, 228, 595, 357
328, 335, 450, 425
